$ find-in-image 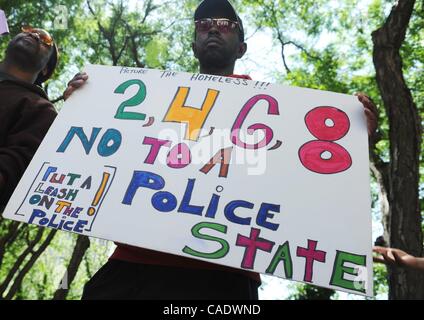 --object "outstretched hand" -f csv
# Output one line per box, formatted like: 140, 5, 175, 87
355, 93, 378, 138
63, 72, 89, 101
373, 246, 424, 271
